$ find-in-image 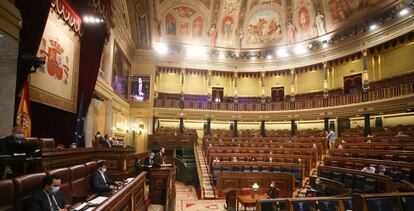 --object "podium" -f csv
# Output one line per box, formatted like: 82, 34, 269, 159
148, 166, 176, 210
